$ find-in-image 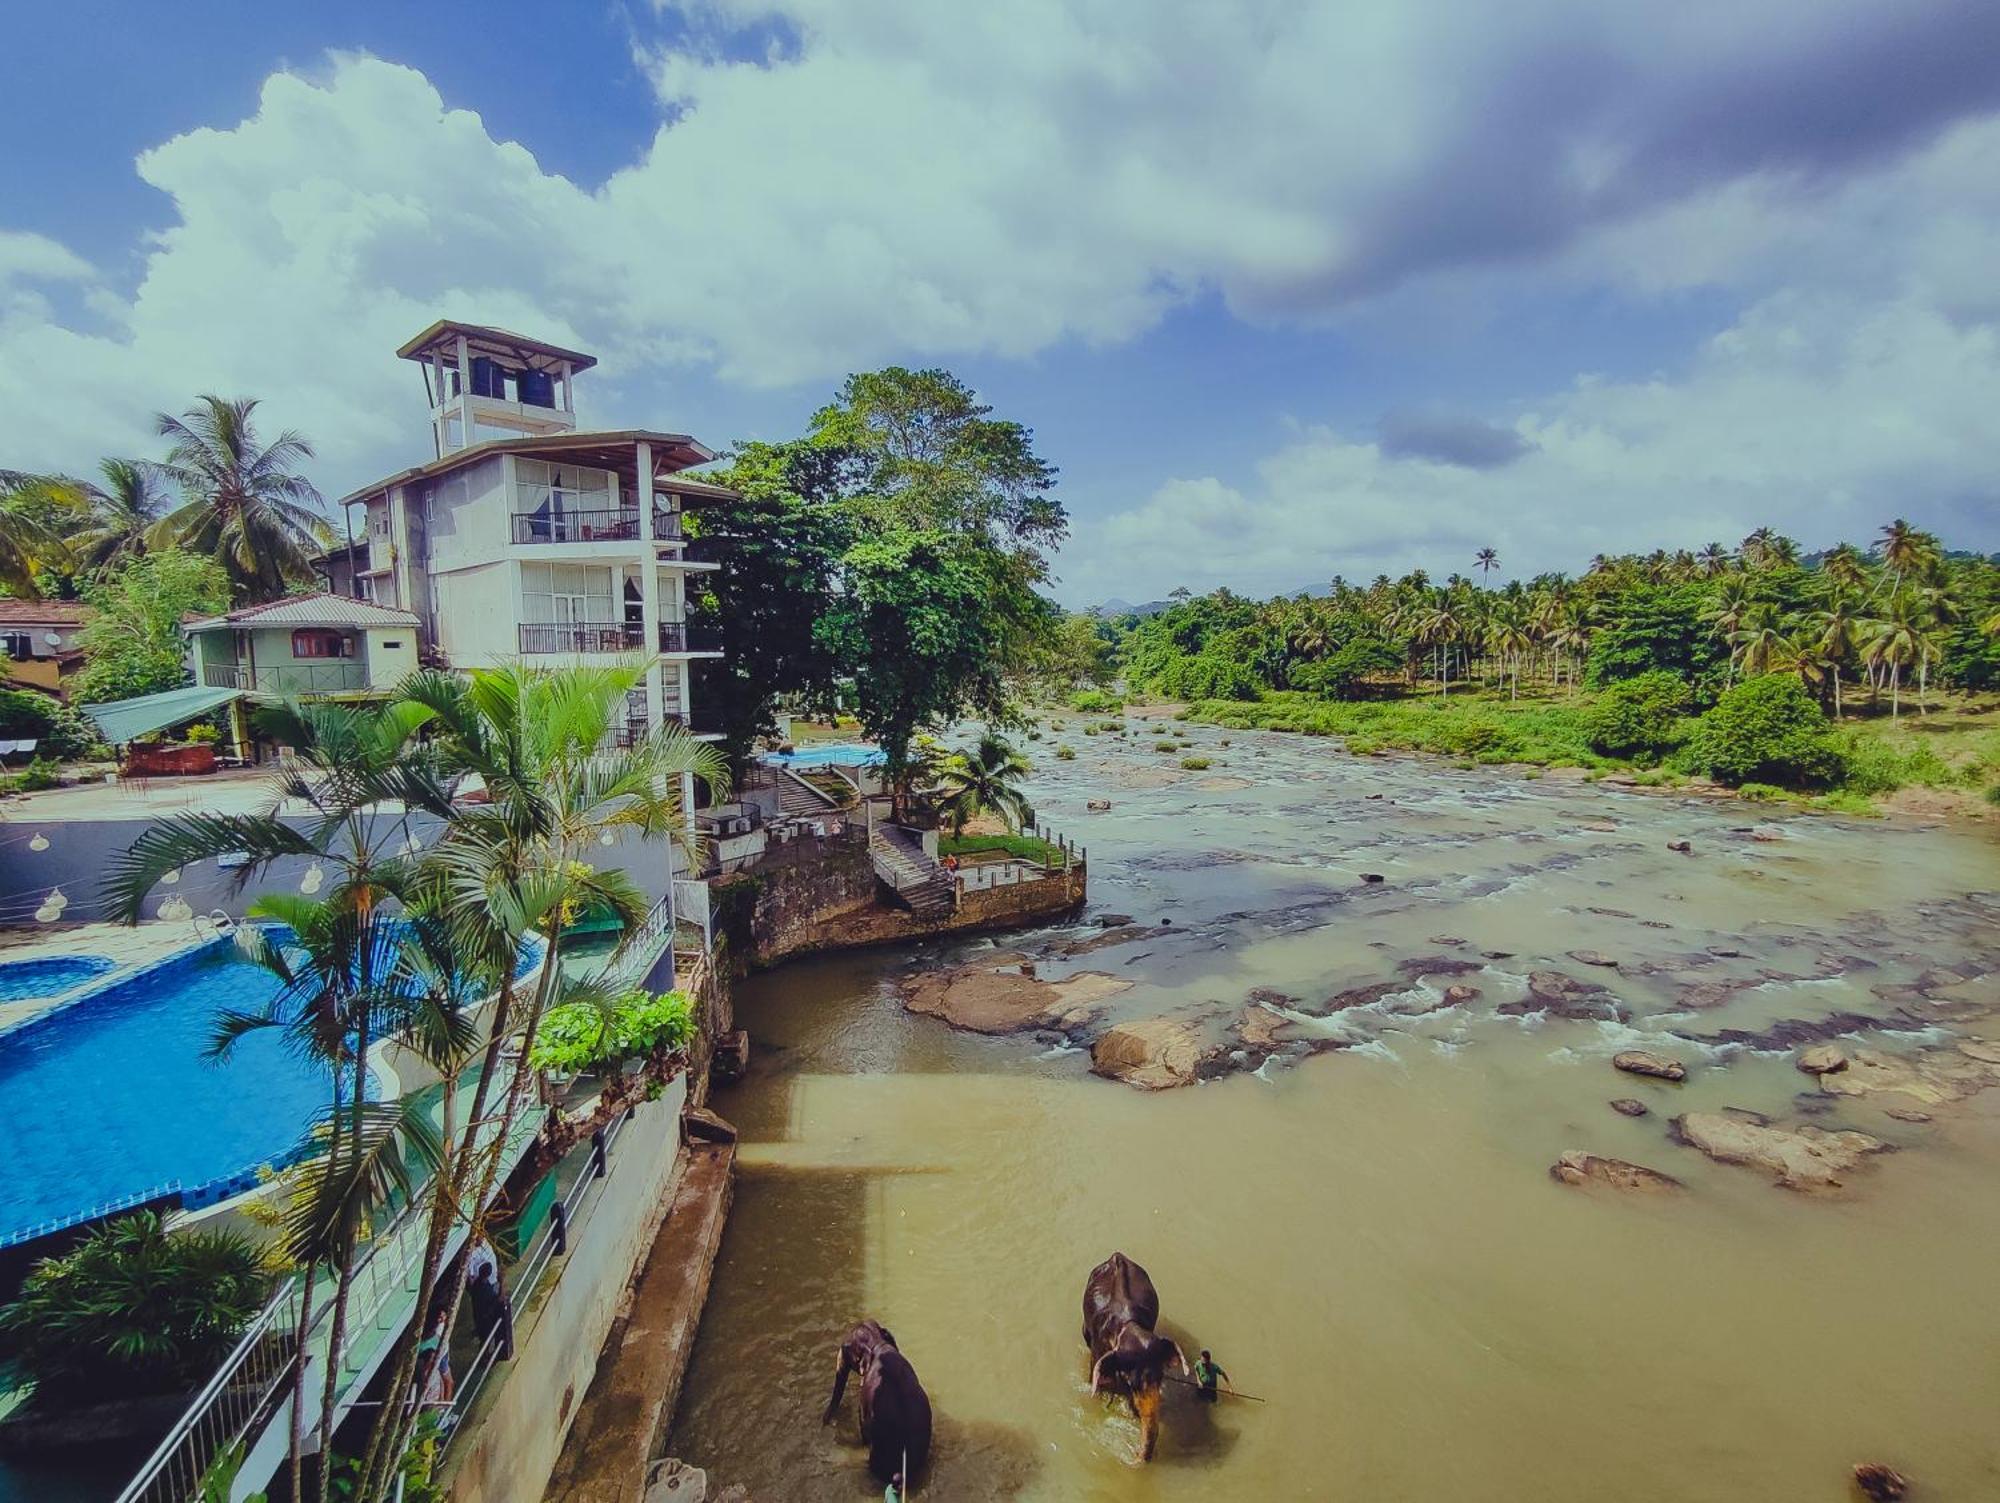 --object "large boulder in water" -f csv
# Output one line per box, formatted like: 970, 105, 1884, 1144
1817, 1046, 2000, 1106
1549, 1150, 1683, 1193
1672, 1111, 1887, 1192
1796, 1044, 1847, 1076
1090, 1018, 1217, 1090
1613, 1050, 1688, 1082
